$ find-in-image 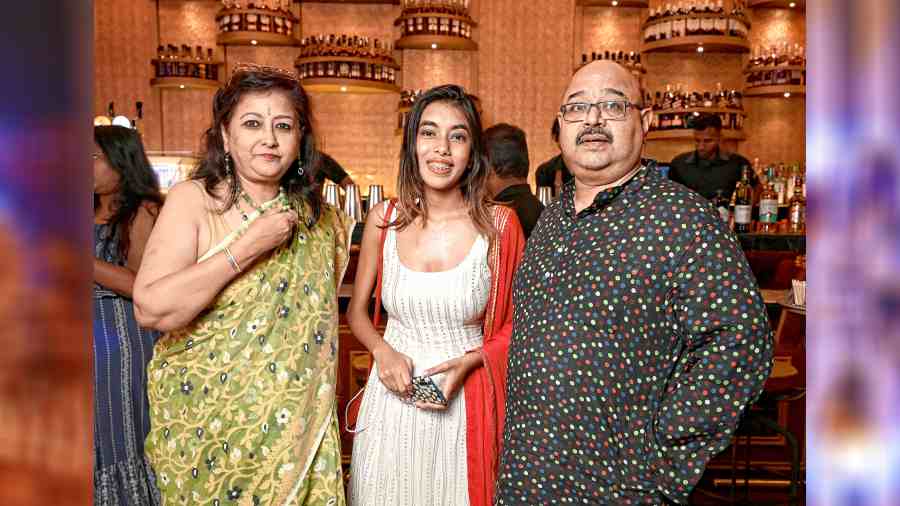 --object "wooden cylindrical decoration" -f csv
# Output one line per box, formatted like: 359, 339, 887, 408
296, 34, 401, 94
394, 0, 478, 51
215, 3, 299, 46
